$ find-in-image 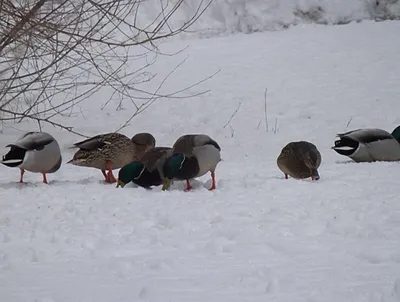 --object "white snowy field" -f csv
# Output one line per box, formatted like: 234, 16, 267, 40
138, 0, 400, 37
1, 20, 400, 301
